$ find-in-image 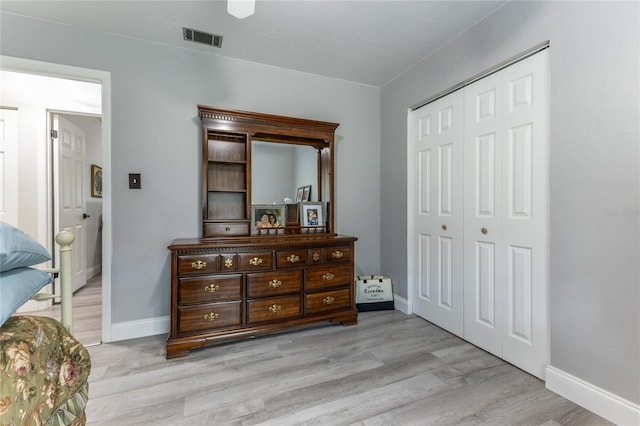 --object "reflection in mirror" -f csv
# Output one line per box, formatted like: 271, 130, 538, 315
252, 141, 319, 204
